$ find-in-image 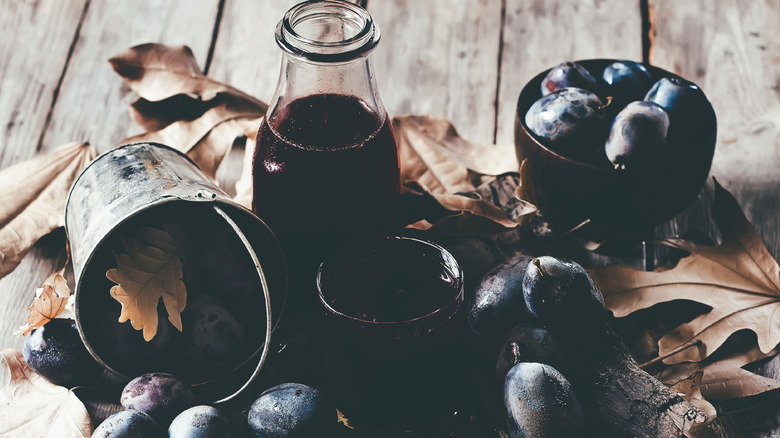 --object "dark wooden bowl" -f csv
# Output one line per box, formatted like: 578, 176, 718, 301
514, 59, 717, 235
